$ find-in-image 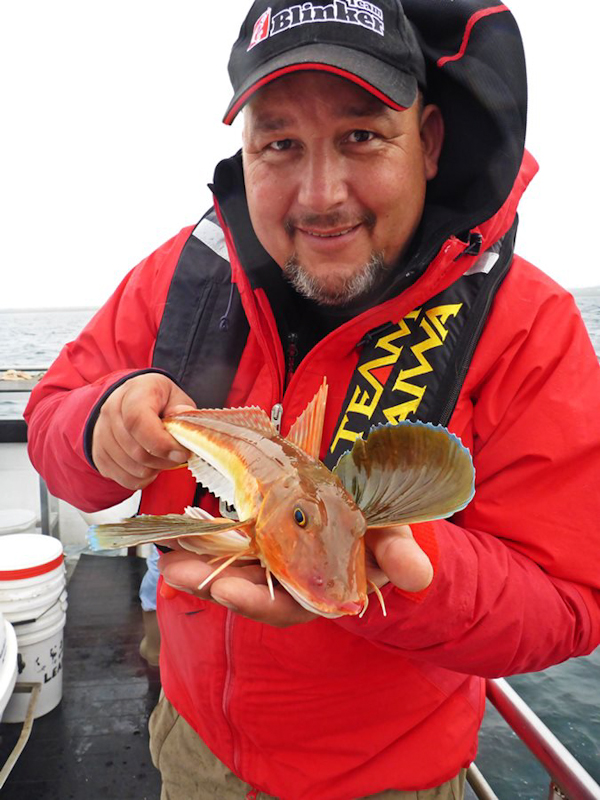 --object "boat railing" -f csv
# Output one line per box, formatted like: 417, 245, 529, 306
0, 368, 58, 536
466, 678, 600, 800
